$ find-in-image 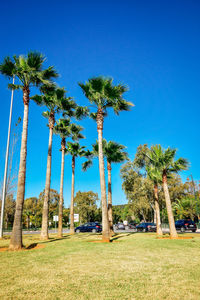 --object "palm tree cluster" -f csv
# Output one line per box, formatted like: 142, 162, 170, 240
0, 52, 132, 248
144, 145, 189, 238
